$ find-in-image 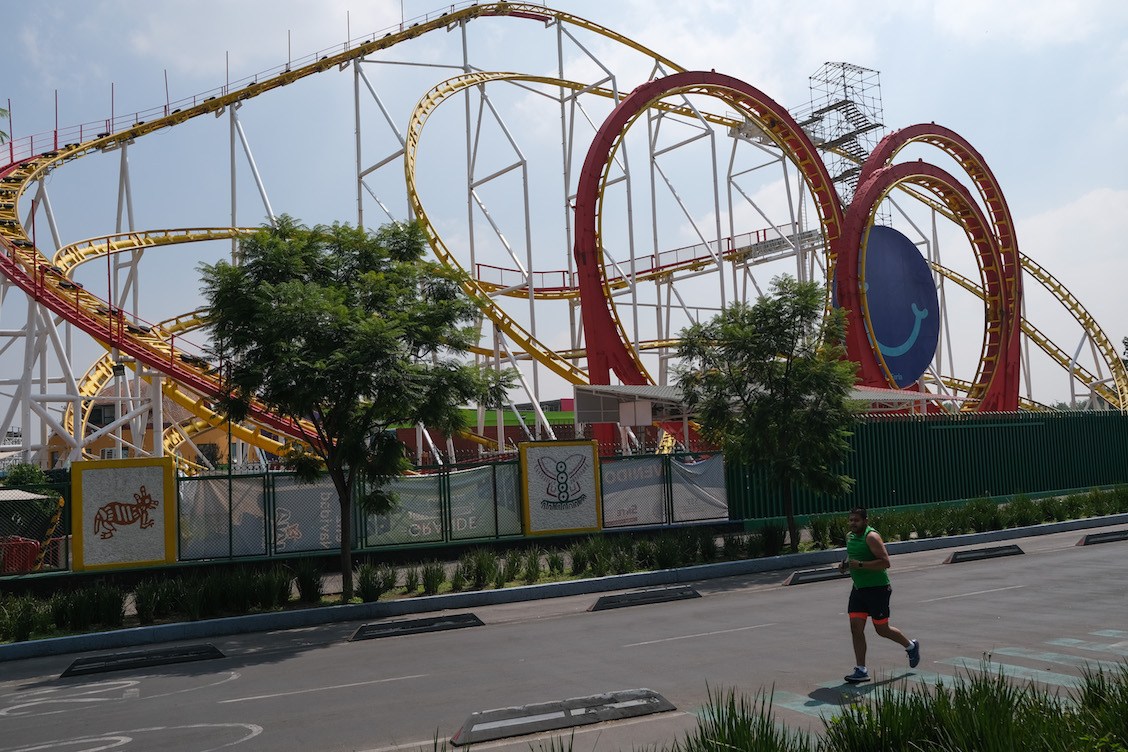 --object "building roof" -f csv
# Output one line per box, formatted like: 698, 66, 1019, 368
0, 488, 54, 502
574, 382, 970, 423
